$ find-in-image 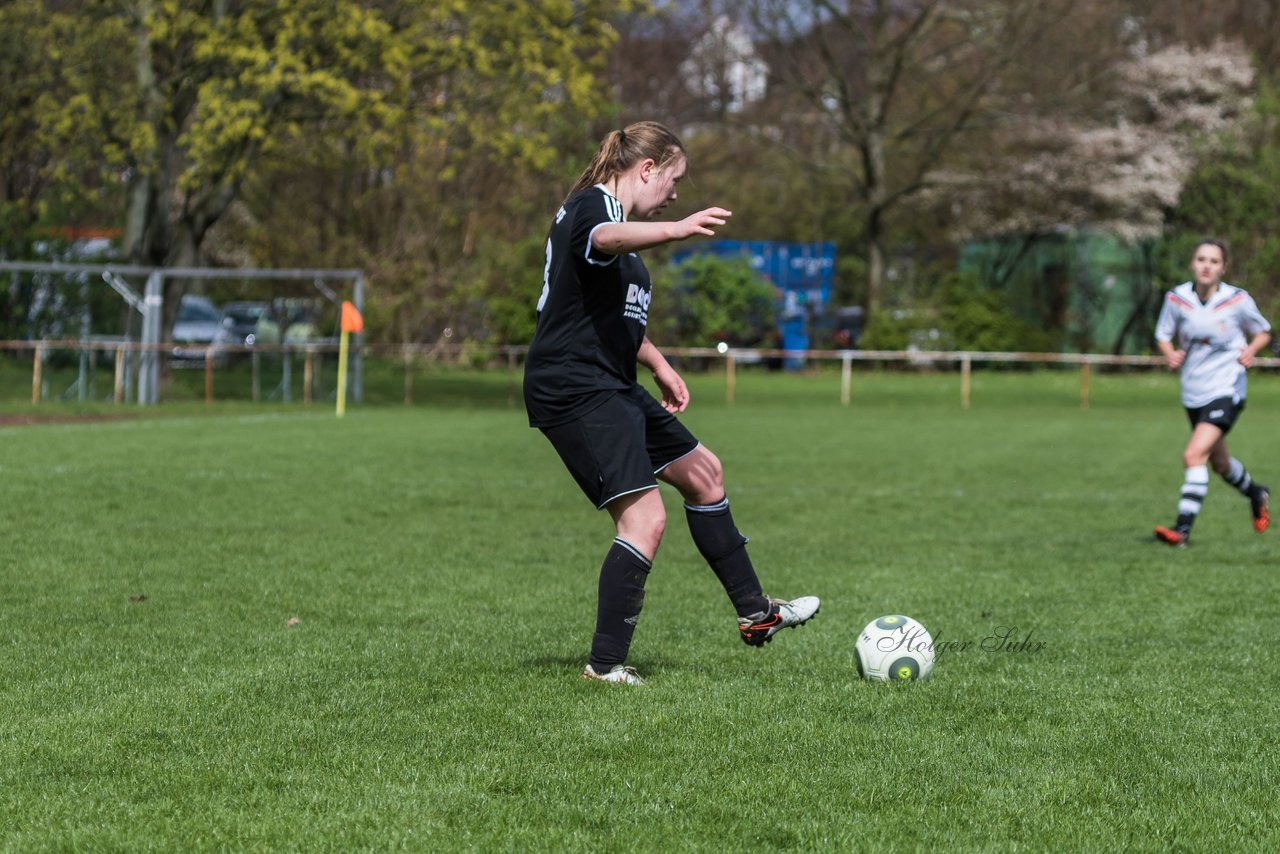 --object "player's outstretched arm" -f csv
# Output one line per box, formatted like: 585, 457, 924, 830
593, 208, 731, 256
638, 337, 689, 414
